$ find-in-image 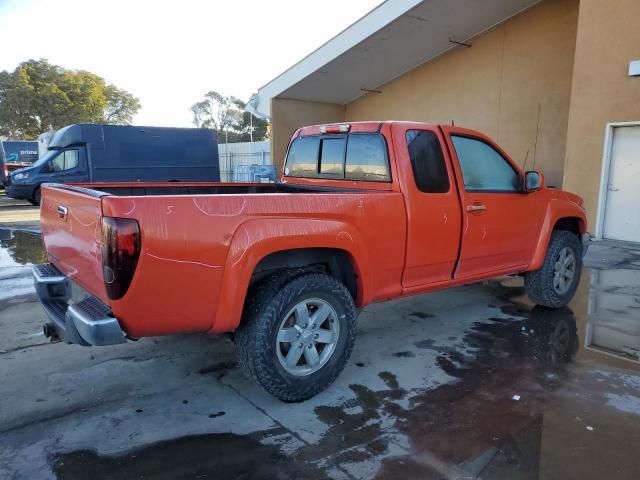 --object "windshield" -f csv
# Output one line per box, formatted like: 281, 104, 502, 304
31, 149, 59, 167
